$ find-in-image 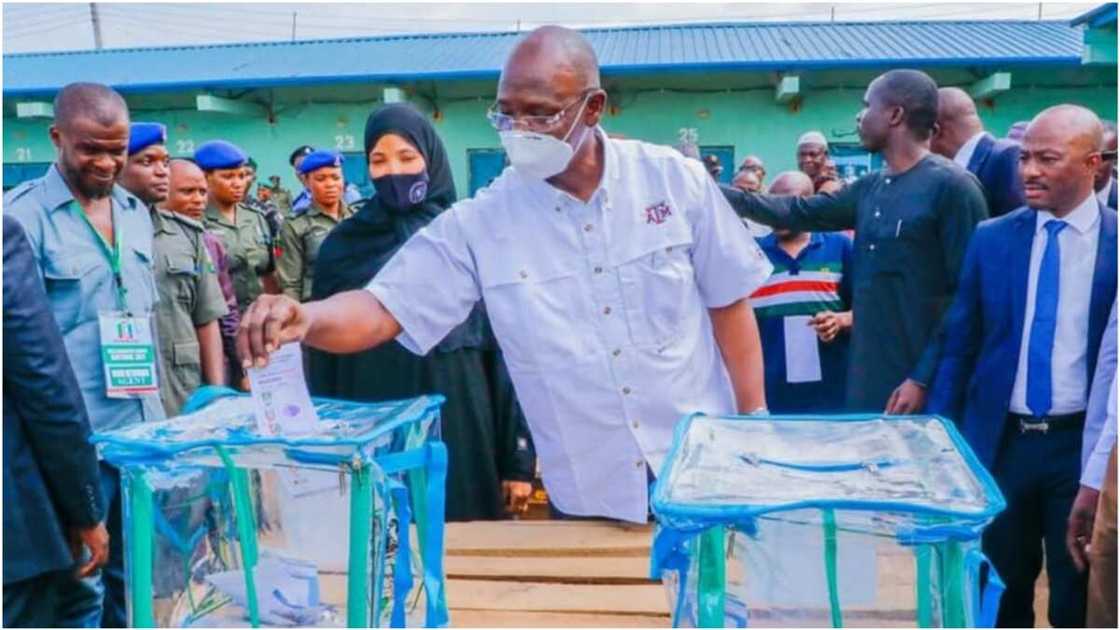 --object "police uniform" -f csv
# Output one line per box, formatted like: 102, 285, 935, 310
203, 201, 274, 312
150, 208, 228, 416
195, 140, 276, 312
276, 150, 354, 301
276, 201, 353, 301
